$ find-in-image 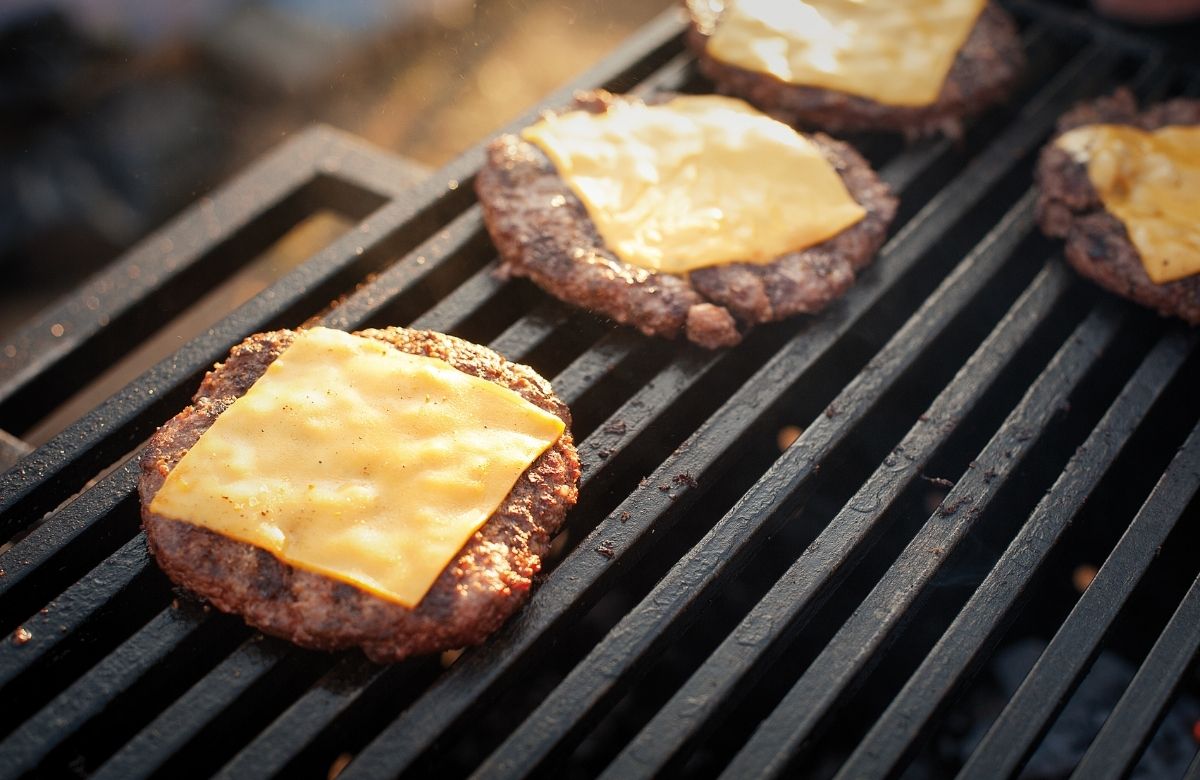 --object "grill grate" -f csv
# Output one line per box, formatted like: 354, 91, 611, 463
2, 3, 1200, 778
